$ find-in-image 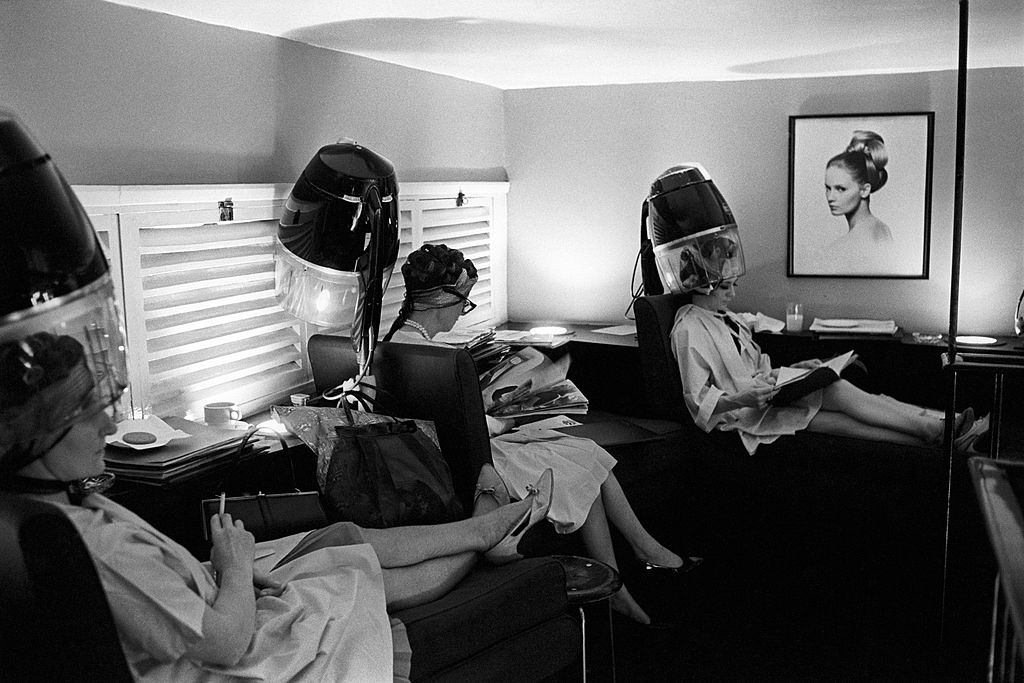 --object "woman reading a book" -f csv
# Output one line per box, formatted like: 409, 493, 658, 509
0, 330, 556, 681
671, 277, 985, 455
384, 244, 699, 626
